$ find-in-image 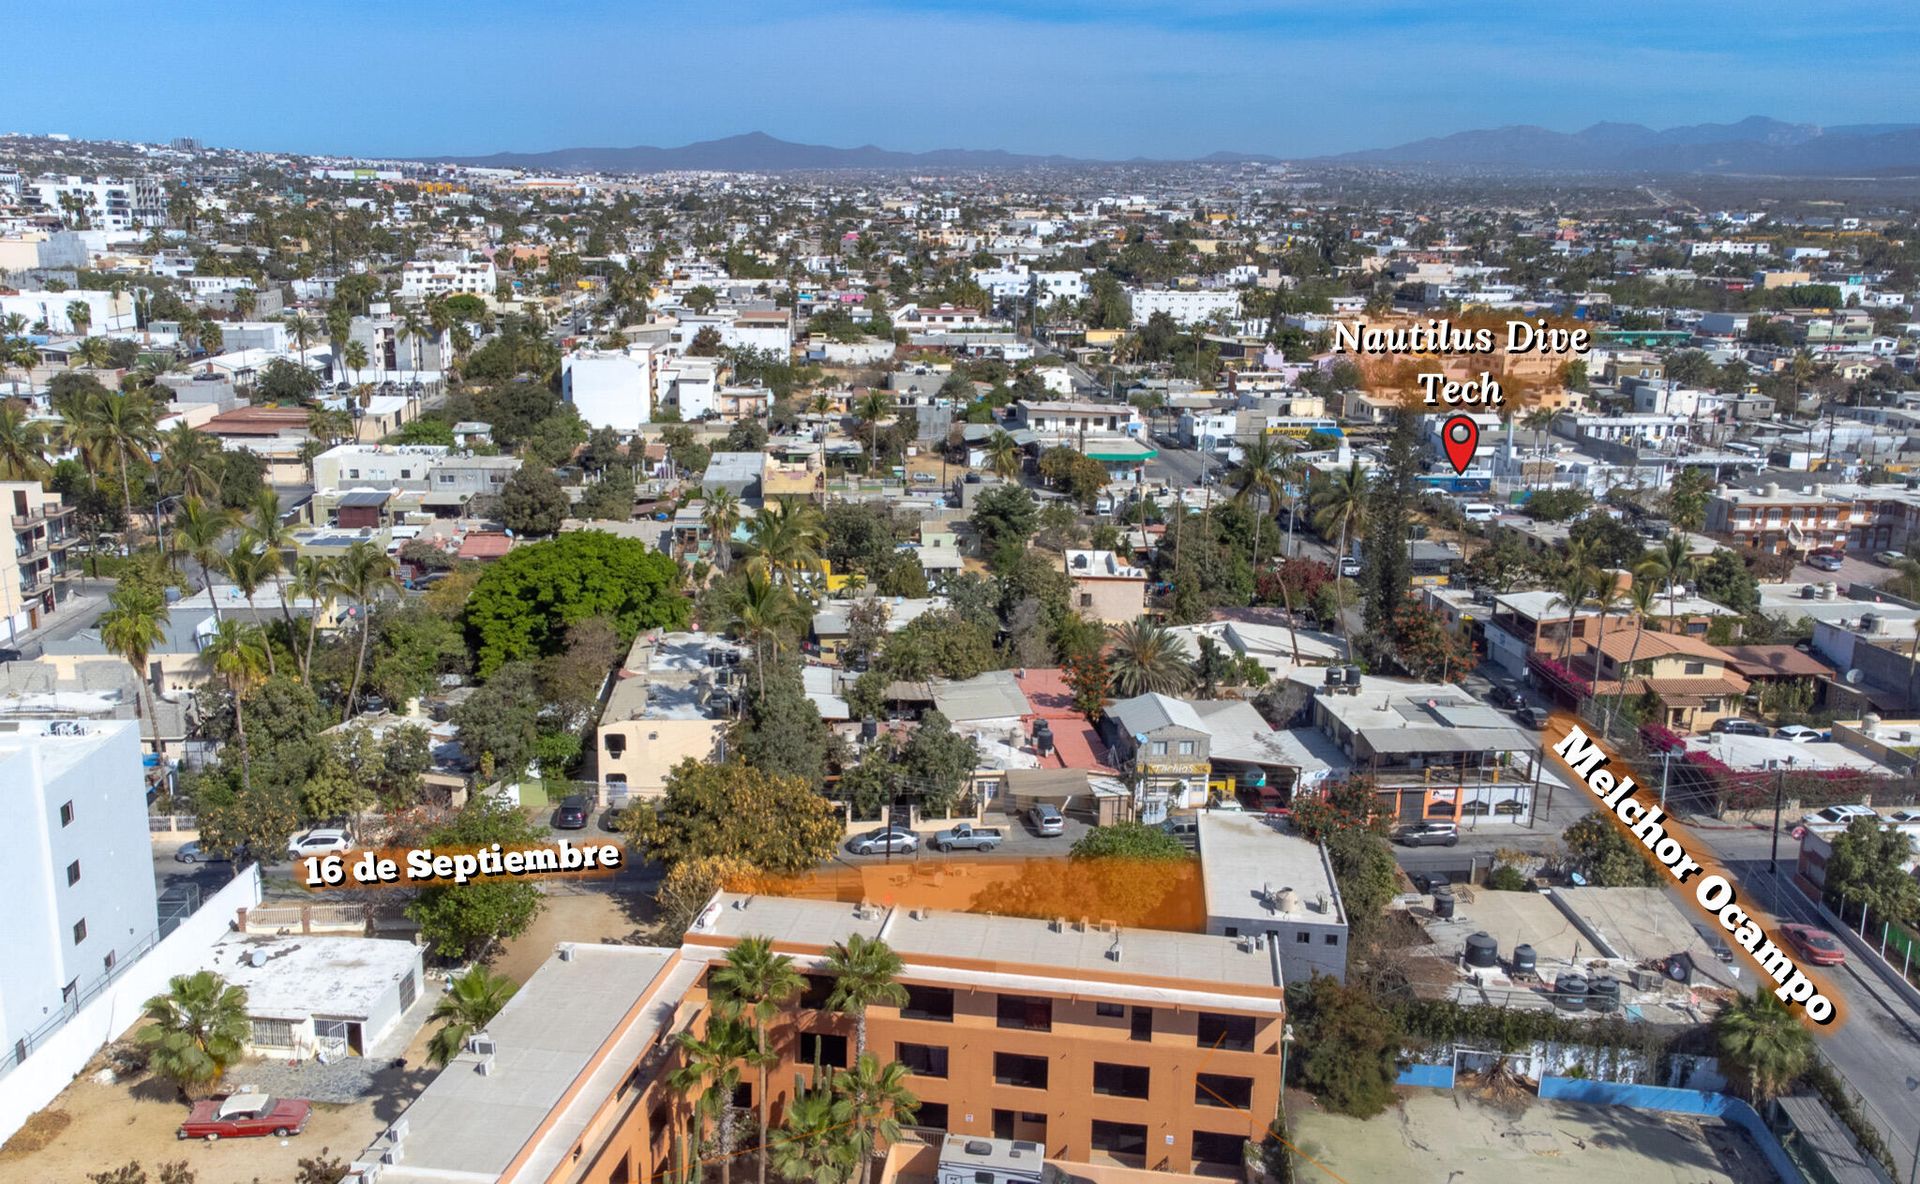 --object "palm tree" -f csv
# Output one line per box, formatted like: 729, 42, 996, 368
1310, 461, 1369, 658
290, 555, 336, 684
160, 421, 223, 501
1105, 617, 1195, 698
137, 971, 251, 1099
65, 299, 92, 337
75, 336, 113, 370
1603, 579, 1662, 738
831, 1053, 919, 1184
741, 498, 825, 587
704, 487, 743, 572
343, 339, 369, 389
670, 1018, 754, 1184
1549, 563, 1596, 663
1651, 533, 1693, 626
171, 497, 236, 624
770, 1086, 859, 1184
1229, 433, 1287, 574
248, 489, 299, 644
853, 389, 891, 468
4, 337, 38, 388
425, 966, 517, 1067
822, 934, 907, 1060
202, 618, 268, 791
0, 400, 50, 480
284, 312, 318, 360
710, 937, 805, 1184
223, 539, 279, 677
398, 309, 429, 386
330, 541, 396, 717
1587, 576, 1628, 714
984, 430, 1022, 480
78, 388, 160, 541
99, 579, 169, 728
1712, 989, 1813, 1107
725, 571, 807, 696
